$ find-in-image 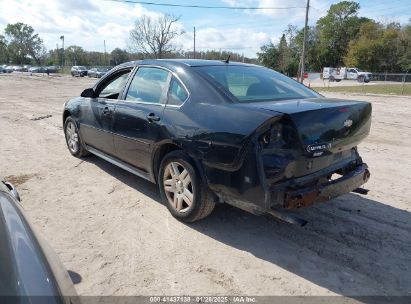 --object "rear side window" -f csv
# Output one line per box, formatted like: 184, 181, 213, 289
126, 67, 169, 104
194, 65, 319, 103
167, 77, 188, 106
